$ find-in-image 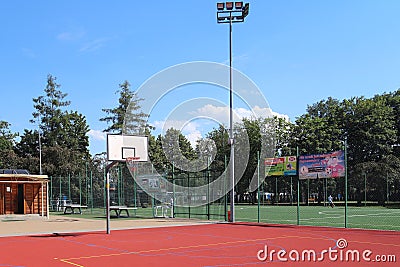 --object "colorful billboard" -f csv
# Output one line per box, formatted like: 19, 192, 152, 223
298, 151, 345, 179
265, 156, 297, 176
